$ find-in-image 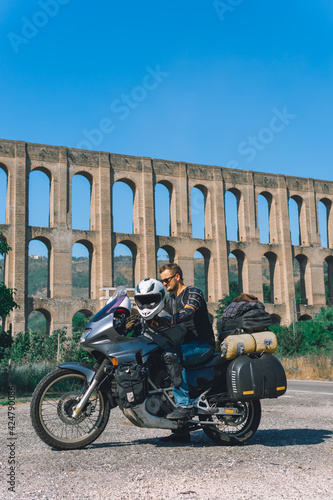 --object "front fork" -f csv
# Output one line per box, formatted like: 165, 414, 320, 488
72, 359, 111, 419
